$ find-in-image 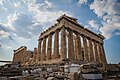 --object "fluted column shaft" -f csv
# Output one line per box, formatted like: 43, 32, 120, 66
61, 27, 67, 59
88, 38, 94, 61
54, 30, 59, 58
83, 35, 89, 61
68, 29, 75, 61
38, 39, 42, 62
47, 34, 52, 60
94, 41, 99, 62
98, 43, 102, 63
74, 37, 77, 60
32, 48, 37, 63
42, 37, 46, 61
101, 44, 107, 64
98, 43, 107, 64
76, 34, 83, 61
